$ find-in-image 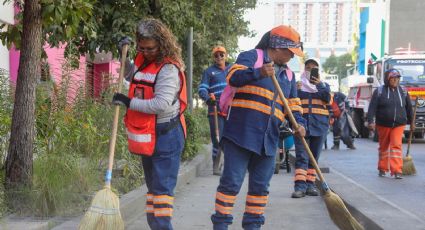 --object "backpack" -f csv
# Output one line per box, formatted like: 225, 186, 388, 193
219, 49, 293, 114
331, 100, 342, 118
